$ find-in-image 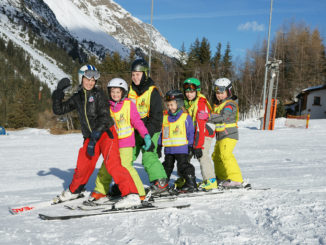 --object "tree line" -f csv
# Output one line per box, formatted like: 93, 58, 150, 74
1, 21, 325, 129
